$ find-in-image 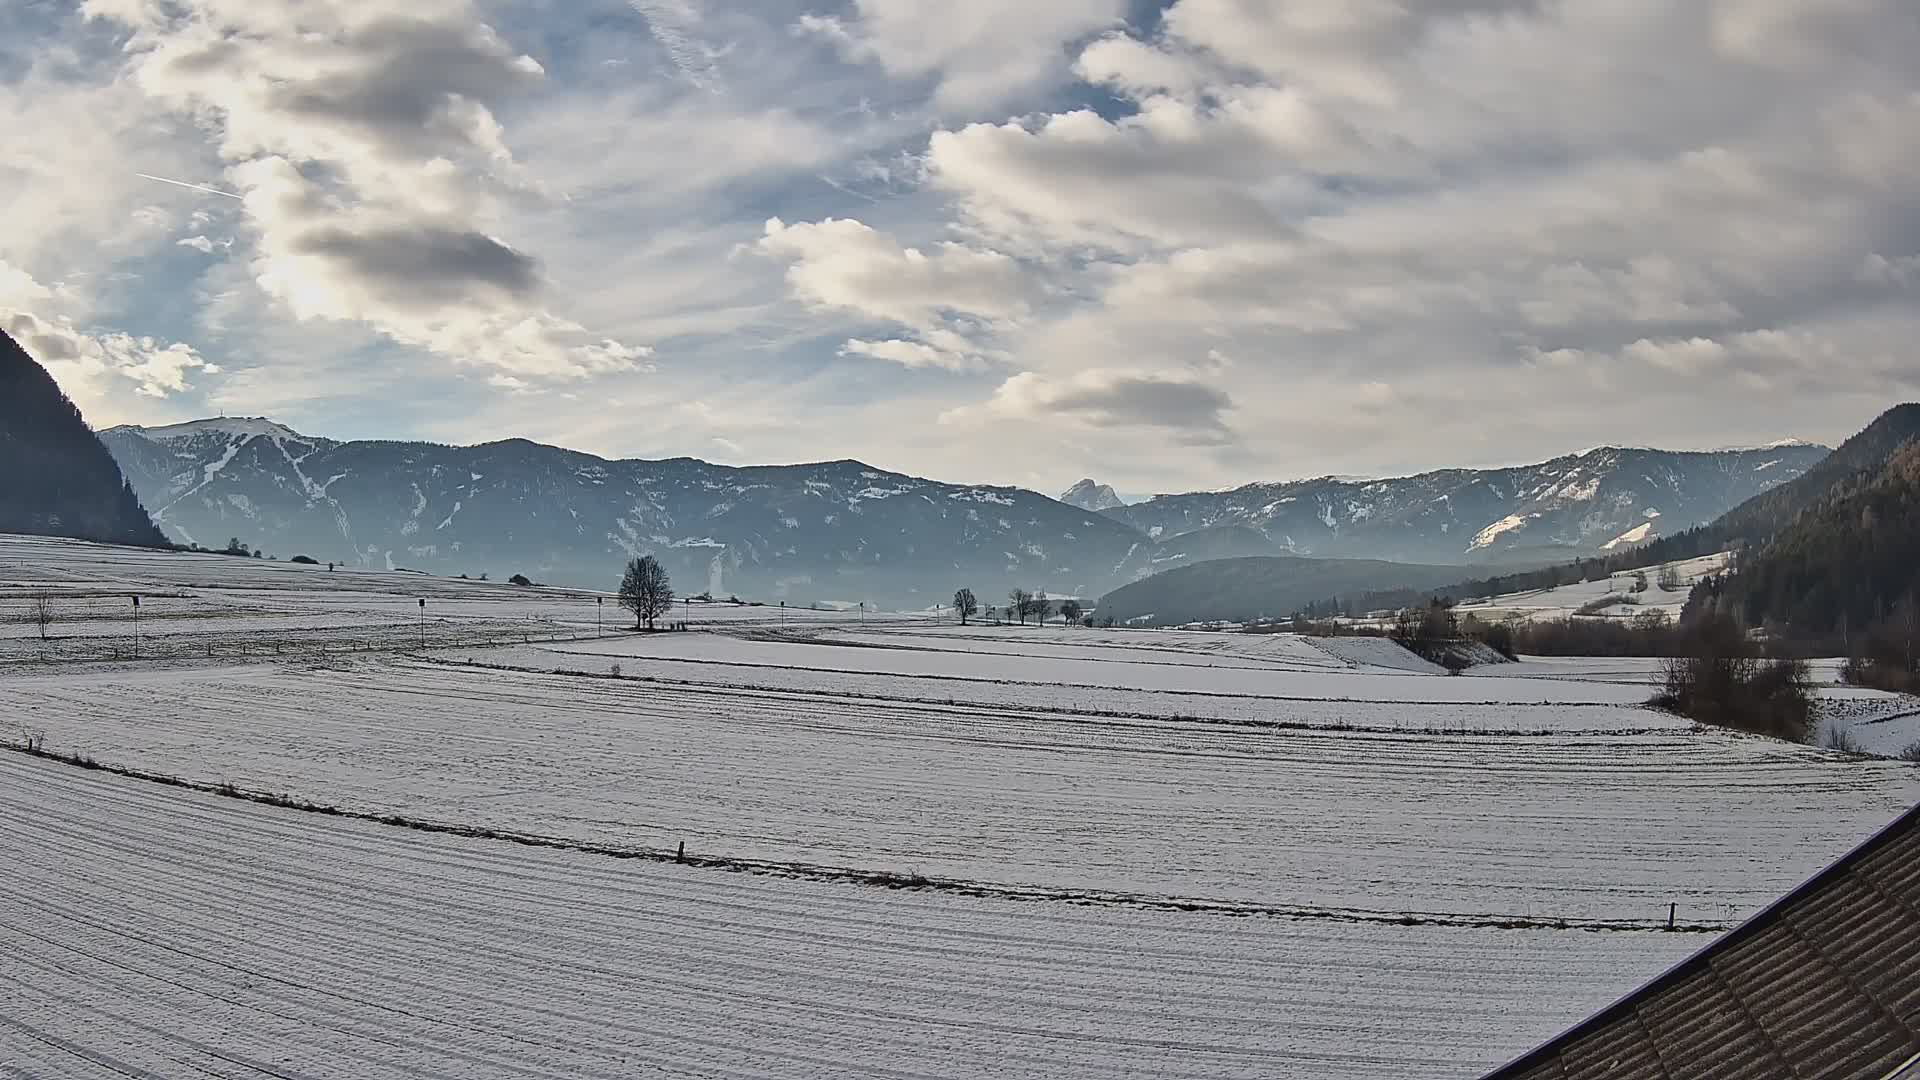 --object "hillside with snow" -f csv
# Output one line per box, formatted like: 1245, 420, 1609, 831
101, 419, 1164, 606
1103, 445, 1829, 565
